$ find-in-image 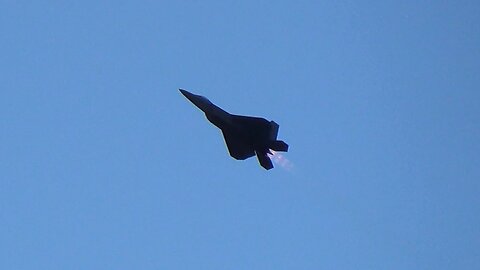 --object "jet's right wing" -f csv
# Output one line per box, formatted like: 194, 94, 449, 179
221, 130, 255, 160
